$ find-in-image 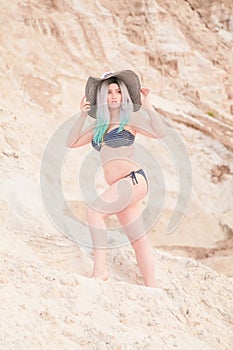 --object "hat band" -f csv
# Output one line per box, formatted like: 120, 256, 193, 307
101, 71, 114, 79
